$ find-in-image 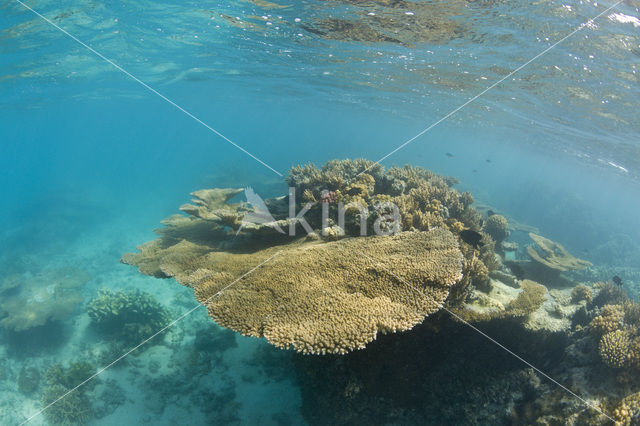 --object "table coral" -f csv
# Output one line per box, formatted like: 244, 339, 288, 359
527, 233, 592, 272
126, 229, 462, 354
122, 159, 505, 354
